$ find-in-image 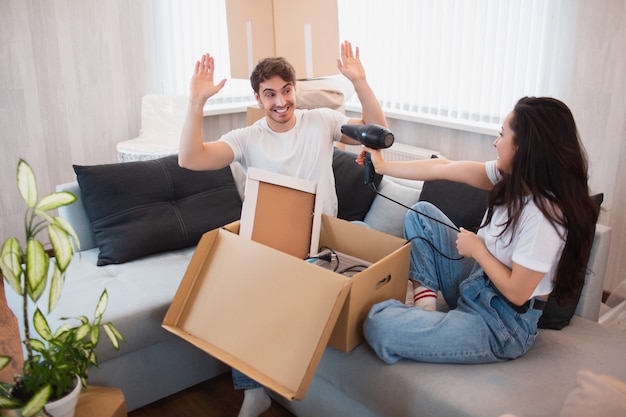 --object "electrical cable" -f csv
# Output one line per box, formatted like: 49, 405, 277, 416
367, 182, 465, 261
367, 182, 460, 233
338, 265, 369, 275
318, 246, 339, 272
